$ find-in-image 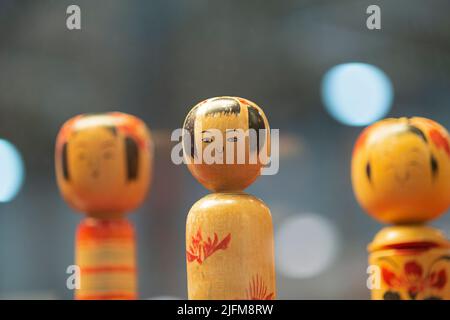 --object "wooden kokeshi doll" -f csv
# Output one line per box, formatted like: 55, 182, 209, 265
55, 112, 153, 300
182, 96, 276, 300
352, 117, 450, 300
